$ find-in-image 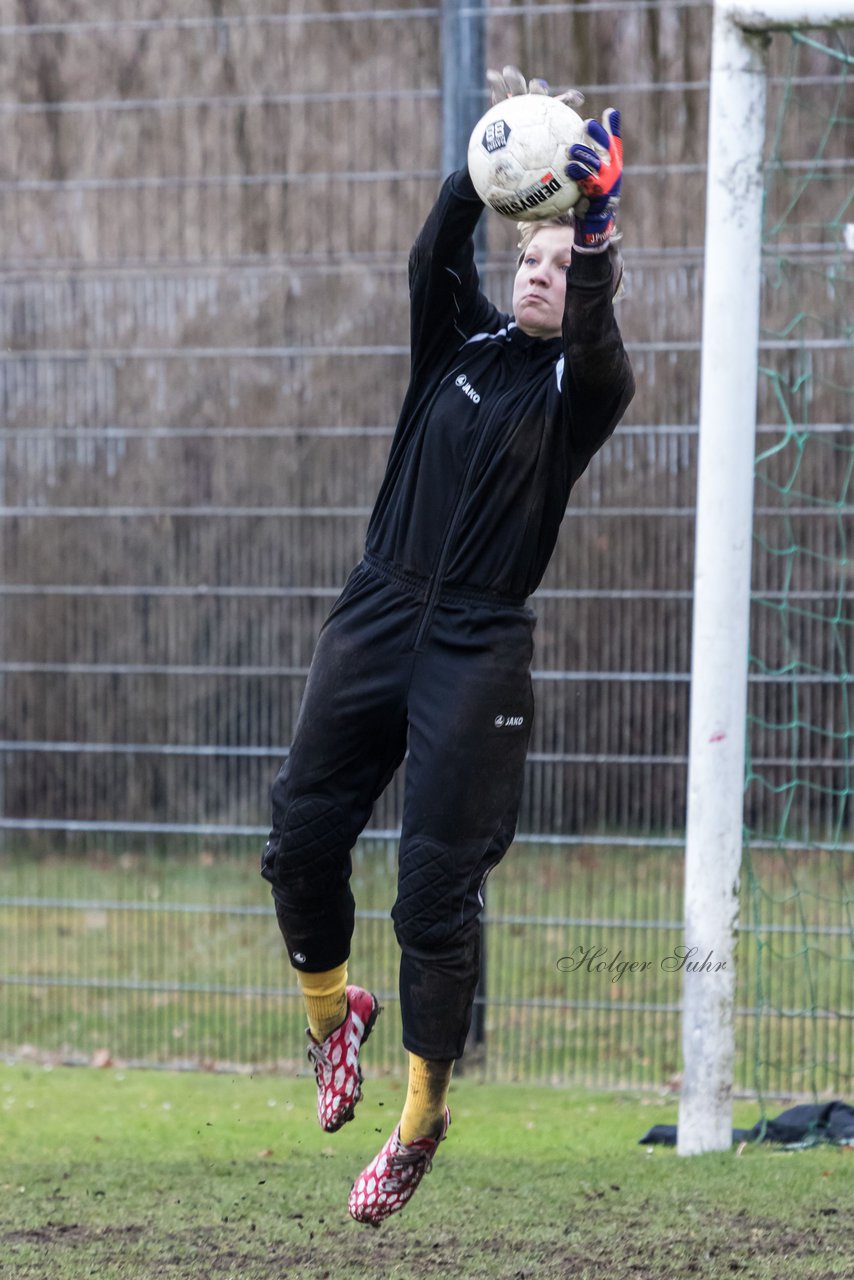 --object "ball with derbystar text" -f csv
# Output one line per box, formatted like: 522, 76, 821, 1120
467, 93, 586, 221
